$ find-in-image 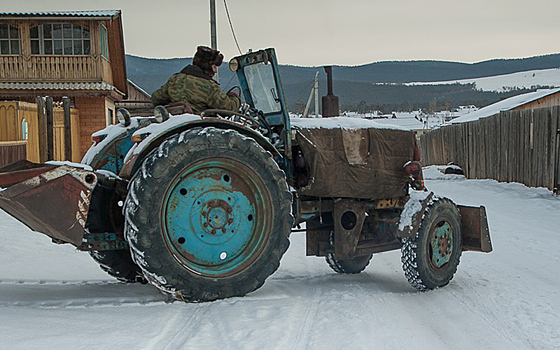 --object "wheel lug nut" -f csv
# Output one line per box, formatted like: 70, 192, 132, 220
203, 222, 208, 227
